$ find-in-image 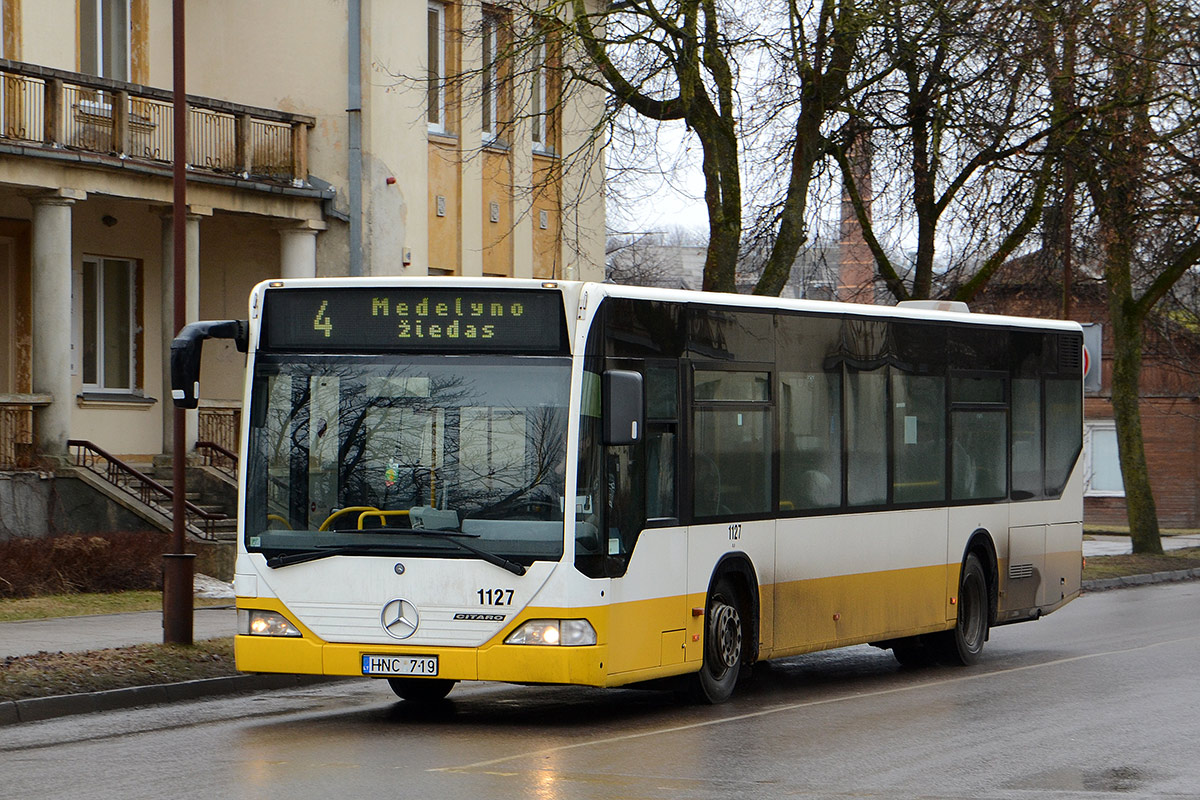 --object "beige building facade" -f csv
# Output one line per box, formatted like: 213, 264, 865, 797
0, 0, 605, 536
